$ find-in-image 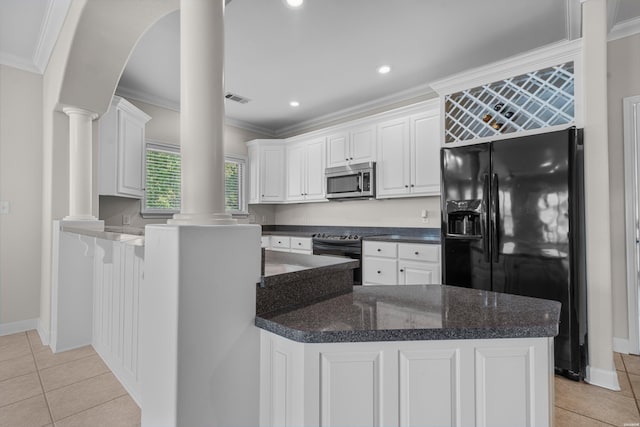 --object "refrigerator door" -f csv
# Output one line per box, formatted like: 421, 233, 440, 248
441, 143, 491, 290
491, 128, 583, 377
